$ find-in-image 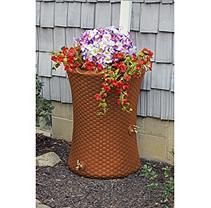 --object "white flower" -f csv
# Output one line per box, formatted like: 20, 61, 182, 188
77, 26, 136, 67
90, 48, 98, 56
